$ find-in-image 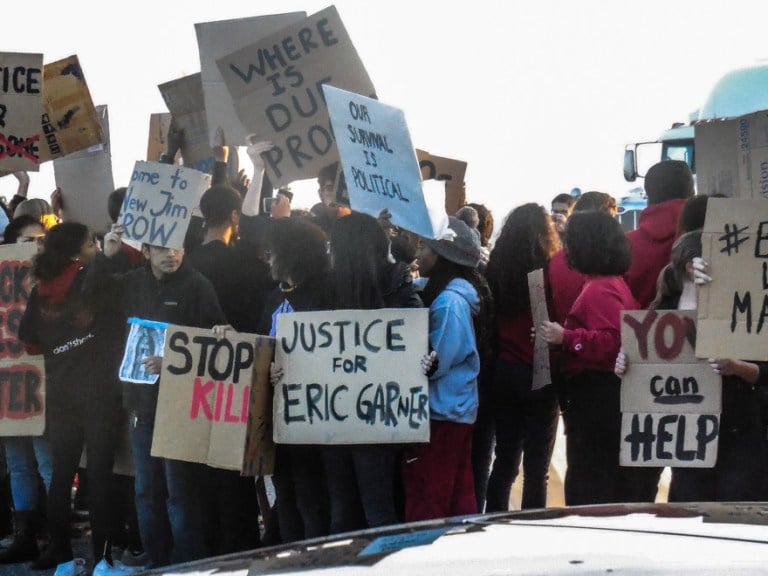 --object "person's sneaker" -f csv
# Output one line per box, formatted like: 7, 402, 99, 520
93, 558, 140, 576
53, 558, 87, 576
118, 549, 147, 568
